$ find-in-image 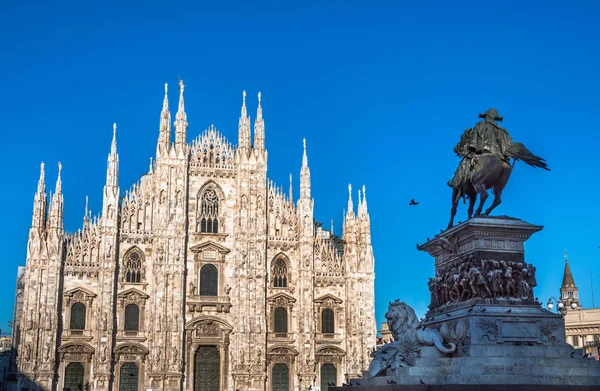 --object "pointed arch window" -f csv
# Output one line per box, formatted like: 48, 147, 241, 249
199, 264, 218, 296
322, 308, 335, 334
124, 304, 140, 331
198, 188, 219, 233
274, 307, 288, 333
70, 303, 86, 330
273, 258, 288, 288
123, 249, 144, 283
